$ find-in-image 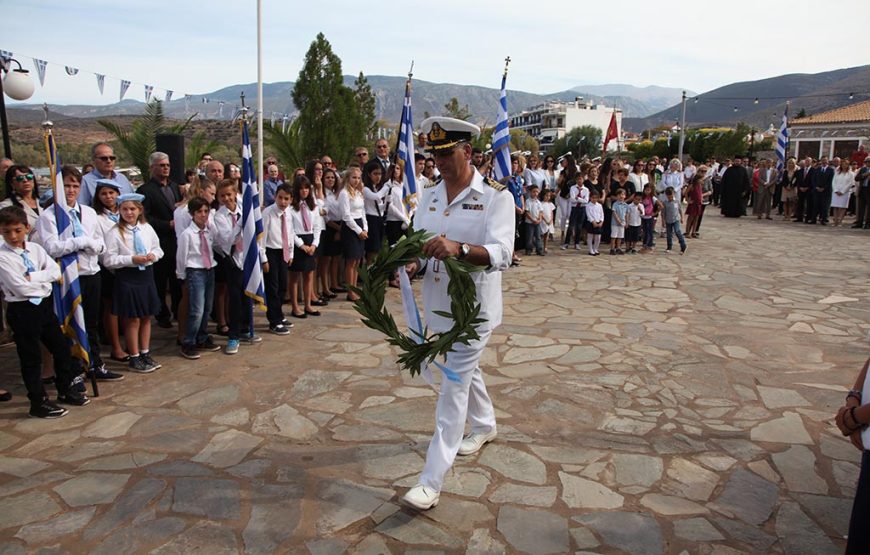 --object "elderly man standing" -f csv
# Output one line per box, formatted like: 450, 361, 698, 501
79, 143, 134, 205
401, 117, 514, 510
138, 152, 182, 328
